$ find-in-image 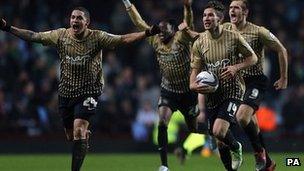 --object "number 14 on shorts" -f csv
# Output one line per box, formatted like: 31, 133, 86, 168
227, 102, 237, 117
